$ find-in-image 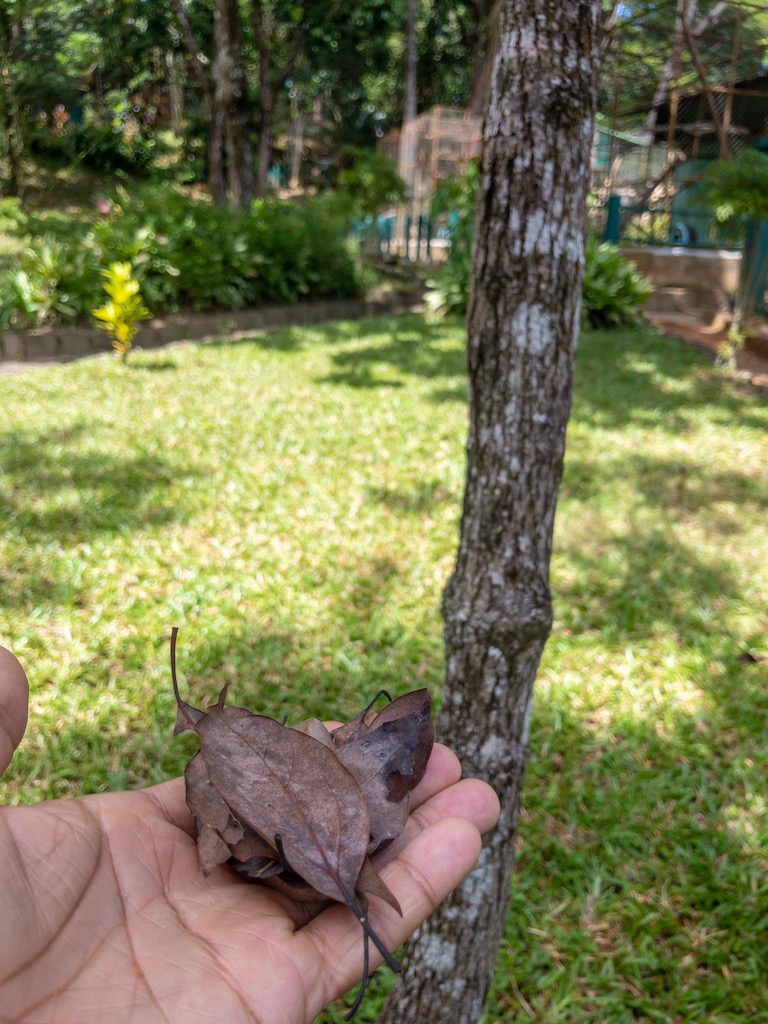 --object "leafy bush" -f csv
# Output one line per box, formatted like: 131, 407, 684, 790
425, 162, 653, 329
699, 149, 768, 230
698, 148, 768, 336
425, 244, 472, 317
0, 186, 365, 330
333, 147, 407, 221
69, 121, 155, 175
581, 238, 654, 328
3, 238, 79, 328
0, 197, 26, 236
425, 159, 478, 316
